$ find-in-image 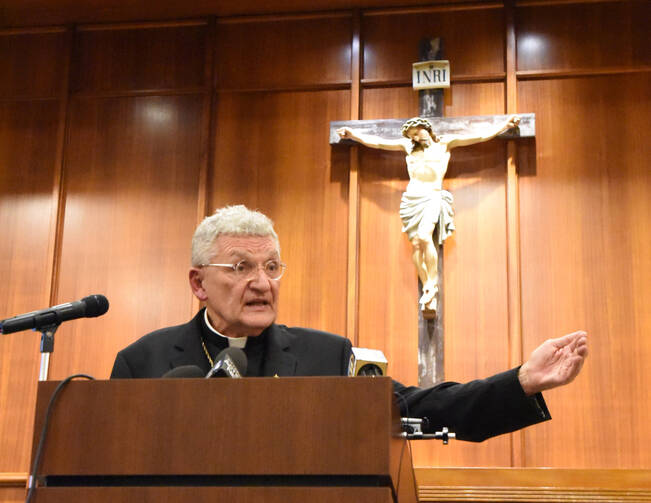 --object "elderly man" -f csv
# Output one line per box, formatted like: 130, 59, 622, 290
111, 205, 588, 442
